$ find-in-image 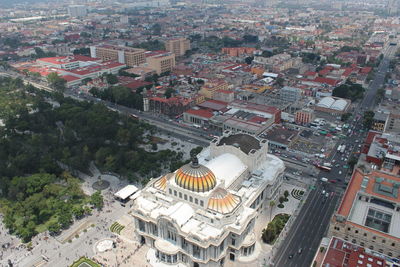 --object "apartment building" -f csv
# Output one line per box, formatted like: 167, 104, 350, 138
328, 169, 400, 258
90, 45, 146, 67
145, 51, 176, 75
165, 38, 190, 57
